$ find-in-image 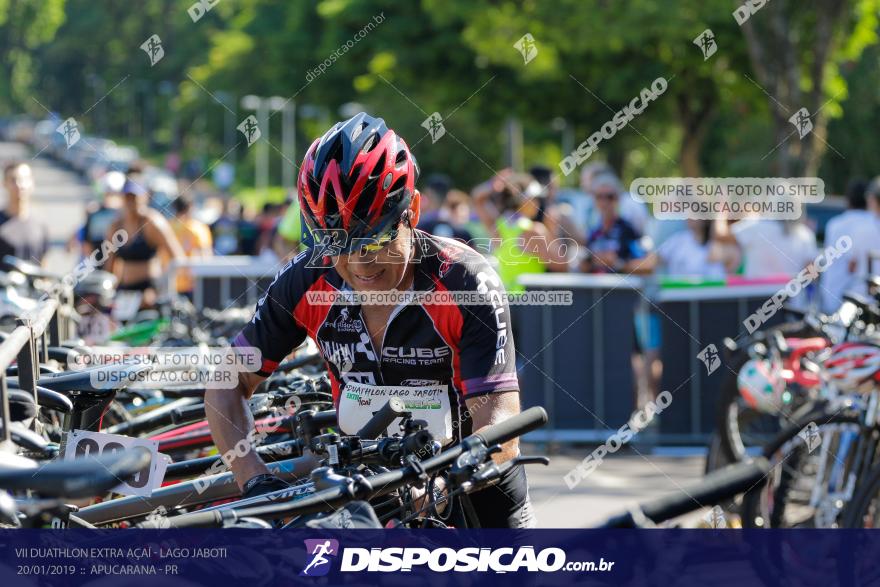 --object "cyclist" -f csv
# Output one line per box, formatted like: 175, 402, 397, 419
206, 112, 535, 528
